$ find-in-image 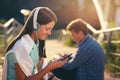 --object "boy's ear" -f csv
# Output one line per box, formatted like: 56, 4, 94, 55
78, 31, 83, 36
